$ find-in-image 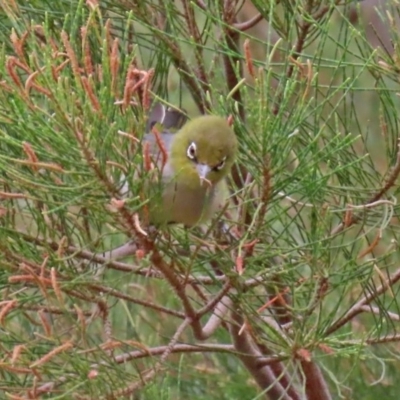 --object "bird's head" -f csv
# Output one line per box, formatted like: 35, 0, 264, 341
170, 115, 237, 188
